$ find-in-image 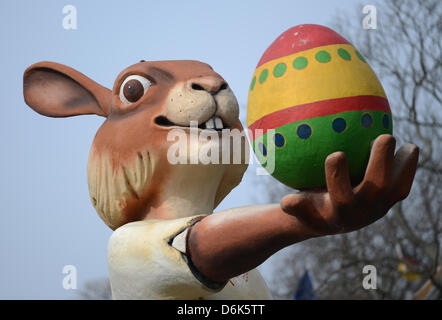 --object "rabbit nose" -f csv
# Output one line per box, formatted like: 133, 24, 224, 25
189, 77, 228, 95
